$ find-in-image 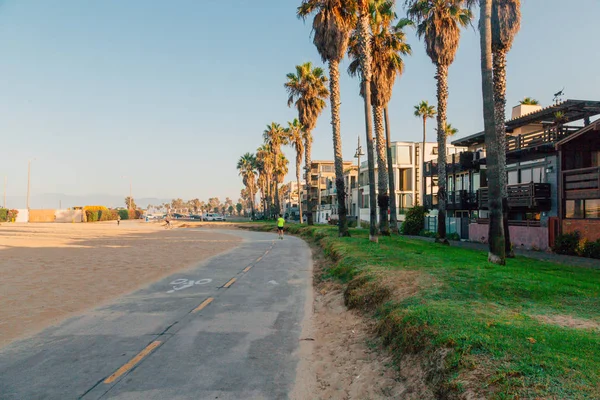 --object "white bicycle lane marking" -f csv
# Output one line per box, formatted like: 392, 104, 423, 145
166, 278, 212, 293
